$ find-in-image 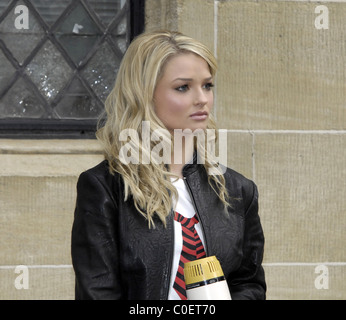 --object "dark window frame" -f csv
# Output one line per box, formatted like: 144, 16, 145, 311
0, 0, 145, 139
